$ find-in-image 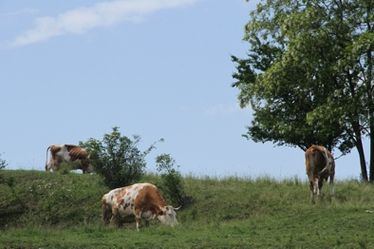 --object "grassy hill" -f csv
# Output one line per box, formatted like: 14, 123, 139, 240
1, 170, 374, 248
